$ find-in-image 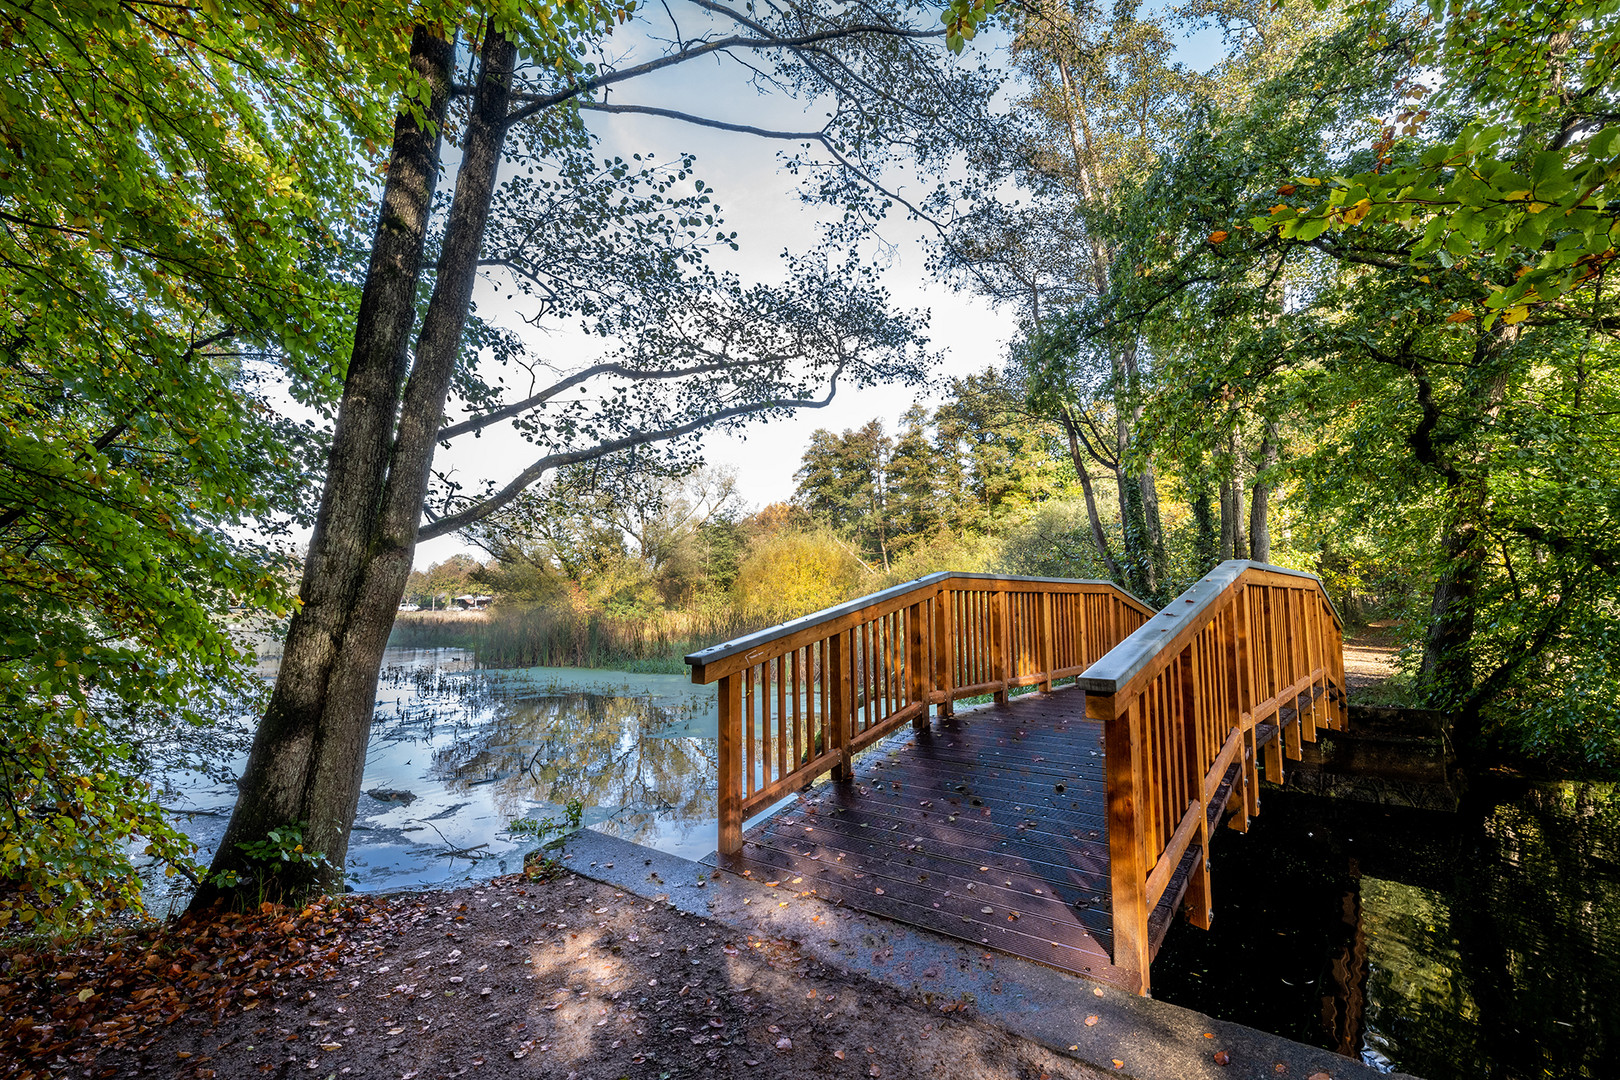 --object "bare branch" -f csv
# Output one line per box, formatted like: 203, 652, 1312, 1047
437, 358, 770, 441
418, 371, 846, 540
576, 101, 824, 141
503, 21, 943, 129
